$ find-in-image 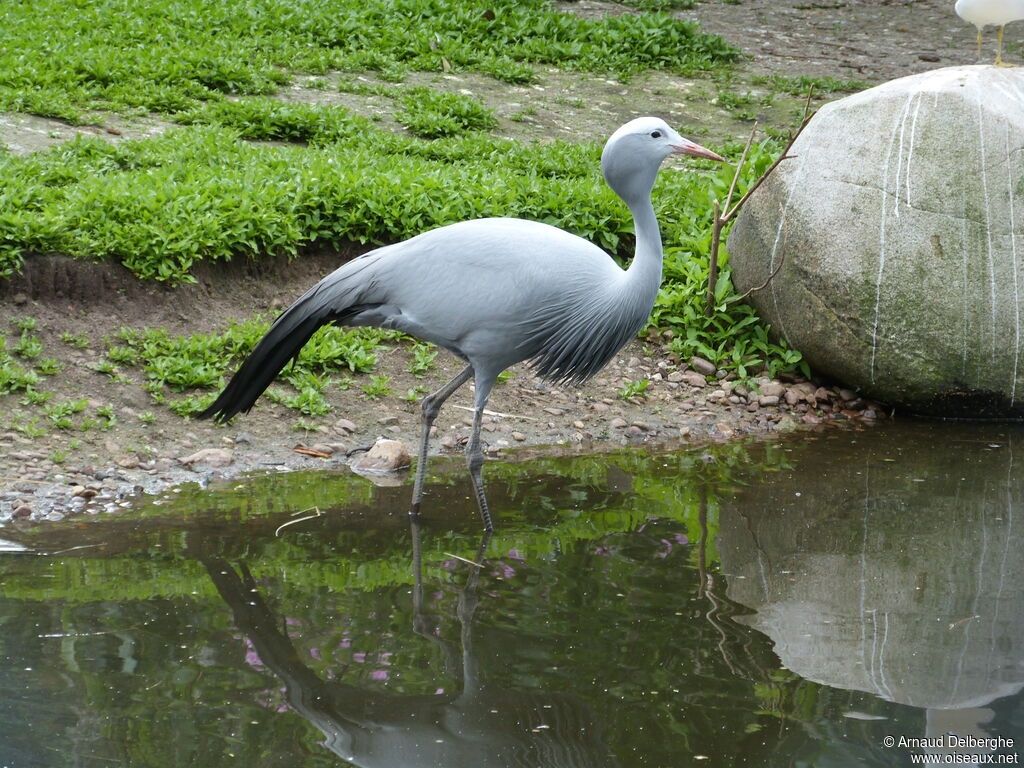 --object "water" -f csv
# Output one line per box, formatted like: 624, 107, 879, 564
2, 420, 1024, 767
